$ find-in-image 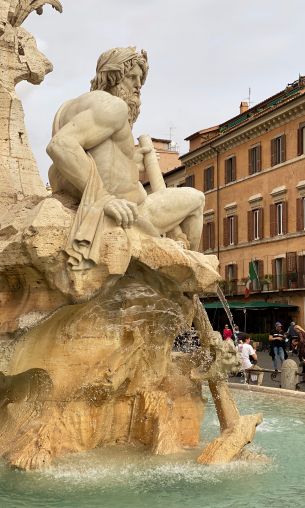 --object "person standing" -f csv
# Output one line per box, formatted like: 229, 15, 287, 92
222, 324, 233, 341
295, 325, 305, 382
286, 321, 299, 353
239, 335, 264, 385
269, 322, 287, 370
